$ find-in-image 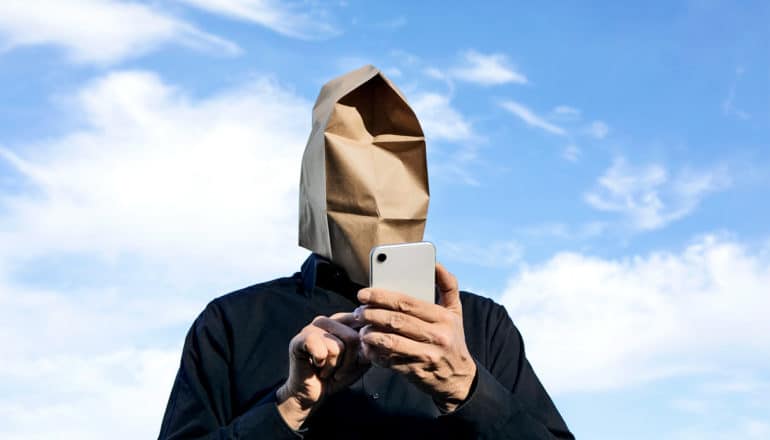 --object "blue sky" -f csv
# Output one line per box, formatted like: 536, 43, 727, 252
0, 1, 769, 438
